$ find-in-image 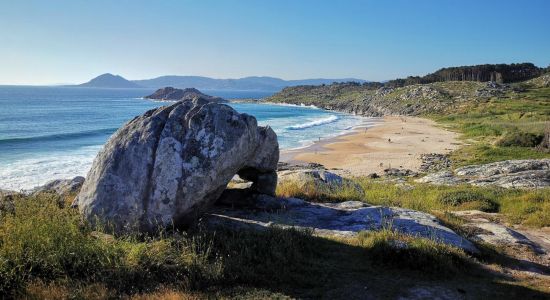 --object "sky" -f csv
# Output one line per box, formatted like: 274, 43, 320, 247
0, 0, 549, 85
